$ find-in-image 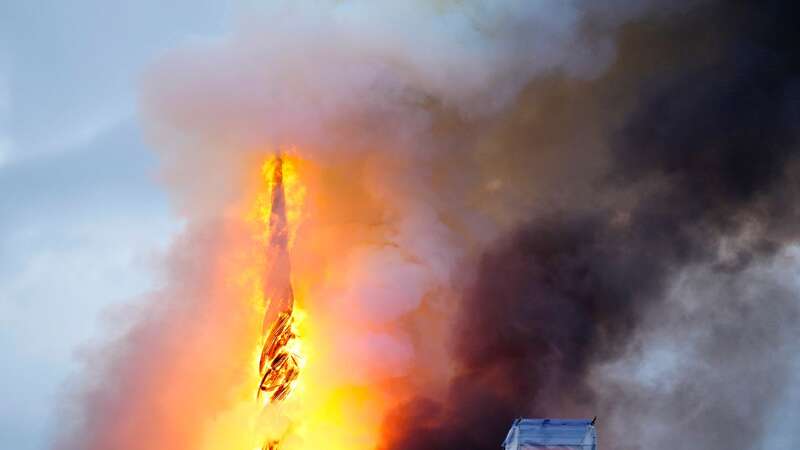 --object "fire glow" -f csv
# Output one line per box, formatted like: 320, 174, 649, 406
255, 156, 303, 449
194, 153, 391, 450
50, 3, 800, 450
